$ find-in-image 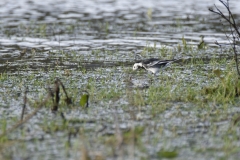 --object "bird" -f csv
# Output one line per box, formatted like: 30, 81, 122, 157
133, 58, 177, 75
